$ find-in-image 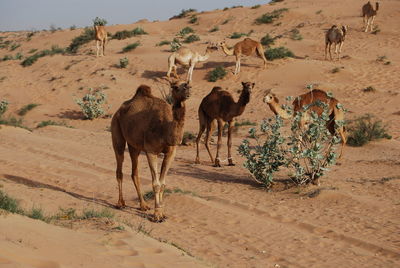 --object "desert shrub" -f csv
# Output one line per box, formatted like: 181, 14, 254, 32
27, 207, 46, 220
265, 46, 295, 60
178, 27, 194, 37
10, 43, 21, 51
235, 120, 256, 127
0, 190, 23, 214
255, 8, 288, 24
181, 131, 196, 145
157, 40, 170, 46
70, 25, 77, 30
2, 55, 13, 61
171, 8, 197, 19
363, 86, 376, 92
239, 100, 343, 187
112, 27, 147, 40
170, 38, 181, 52
209, 26, 219, 32
36, 120, 70, 128
231, 5, 243, 8
0, 99, 8, 117
93, 17, 107, 26
290, 29, 303, 40
251, 4, 261, 9
21, 45, 64, 66
18, 103, 40, 116
208, 66, 227, 82
14, 53, 23, 60
346, 114, 391, 147
331, 67, 341, 73
122, 42, 140, 53
0, 116, 30, 130
29, 48, 38, 54
189, 15, 198, 24
183, 34, 200, 43
27, 32, 35, 38
222, 19, 231, 25
229, 32, 247, 39
270, 0, 284, 3
119, 57, 129, 68
75, 88, 108, 120
66, 27, 94, 54
261, 34, 275, 47
82, 208, 114, 219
